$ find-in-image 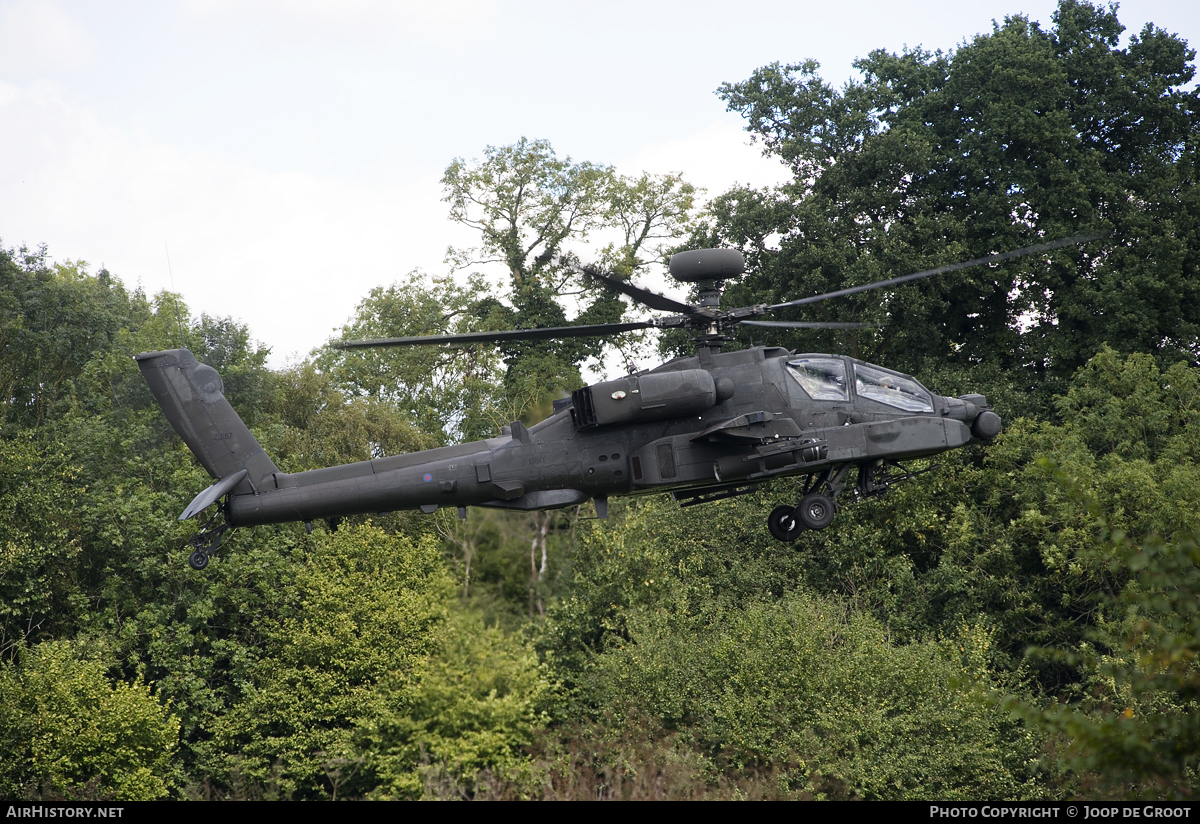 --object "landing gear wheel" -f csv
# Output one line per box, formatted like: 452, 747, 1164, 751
797, 493, 835, 530
768, 505, 802, 542
184, 521, 231, 571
